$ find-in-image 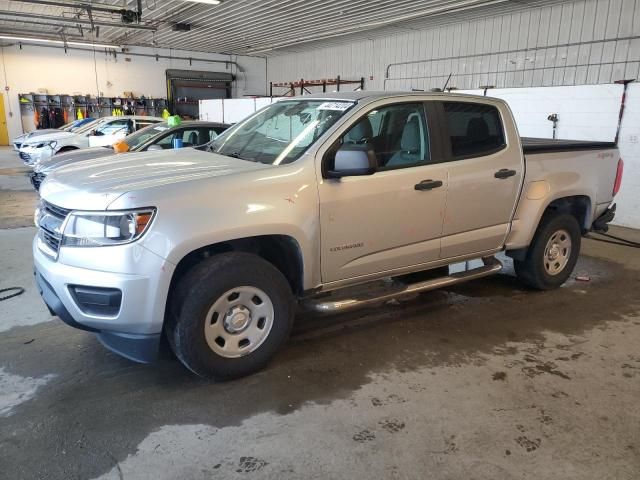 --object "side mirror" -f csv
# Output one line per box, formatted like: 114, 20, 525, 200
327, 144, 377, 178
146, 144, 163, 151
